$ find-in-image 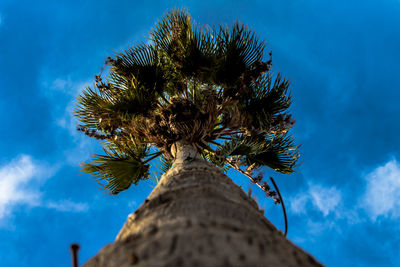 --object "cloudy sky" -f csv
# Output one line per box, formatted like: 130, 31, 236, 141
1, 0, 400, 266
